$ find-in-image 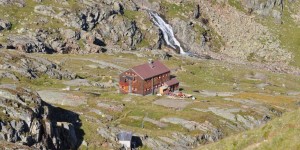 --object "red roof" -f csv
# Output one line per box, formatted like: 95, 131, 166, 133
131, 60, 170, 79
165, 78, 179, 86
